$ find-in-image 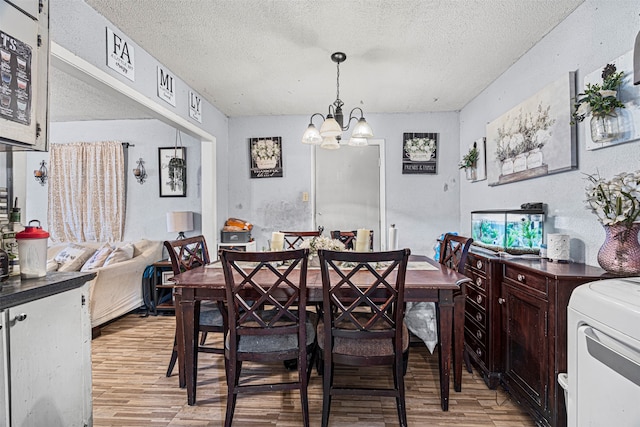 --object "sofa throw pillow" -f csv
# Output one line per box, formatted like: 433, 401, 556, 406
80, 243, 114, 272
54, 243, 97, 272
103, 243, 135, 266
